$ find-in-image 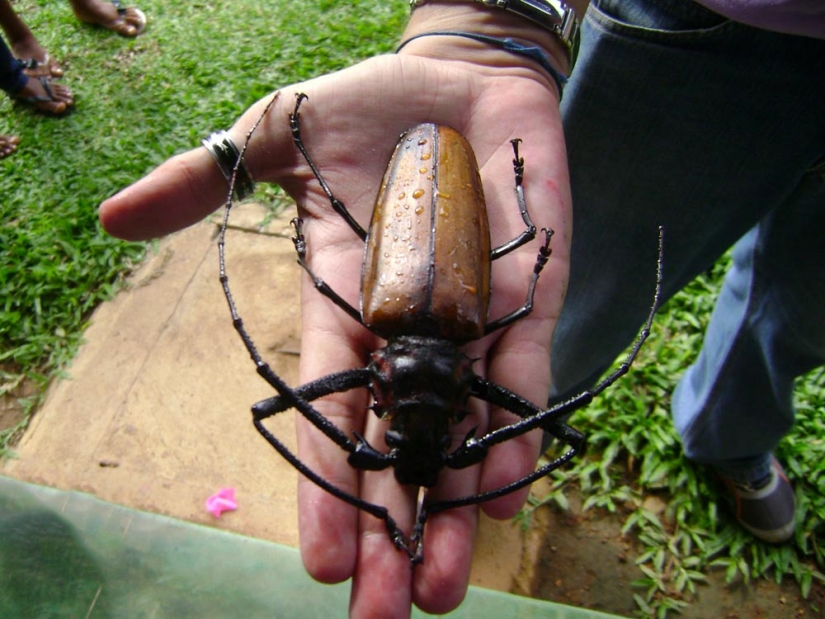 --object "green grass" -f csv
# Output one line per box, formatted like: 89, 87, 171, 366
0, 0, 407, 452
526, 256, 825, 618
